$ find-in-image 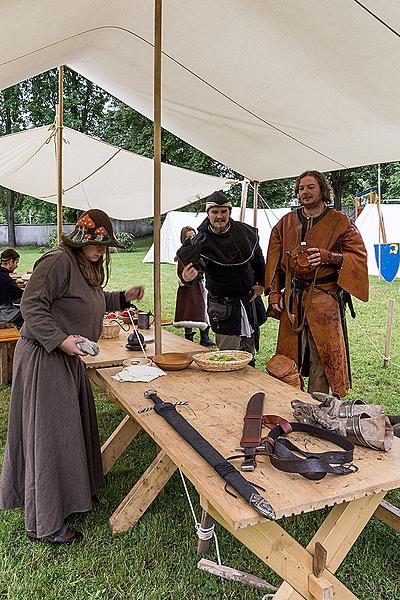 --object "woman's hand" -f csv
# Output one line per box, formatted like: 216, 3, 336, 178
181, 262, 199, 283
59, 335, 87, 356
125, 286, 145, 302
